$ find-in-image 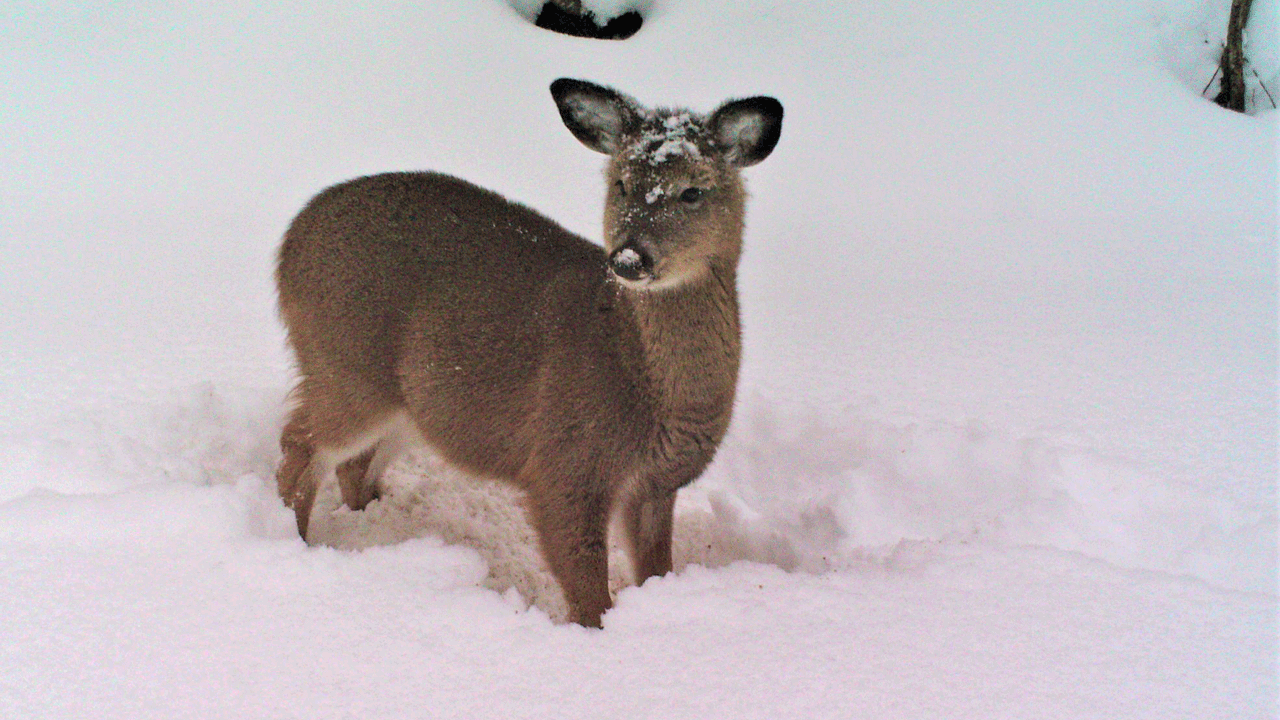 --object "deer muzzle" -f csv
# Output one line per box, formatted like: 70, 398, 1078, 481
608, 240, 654, 283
